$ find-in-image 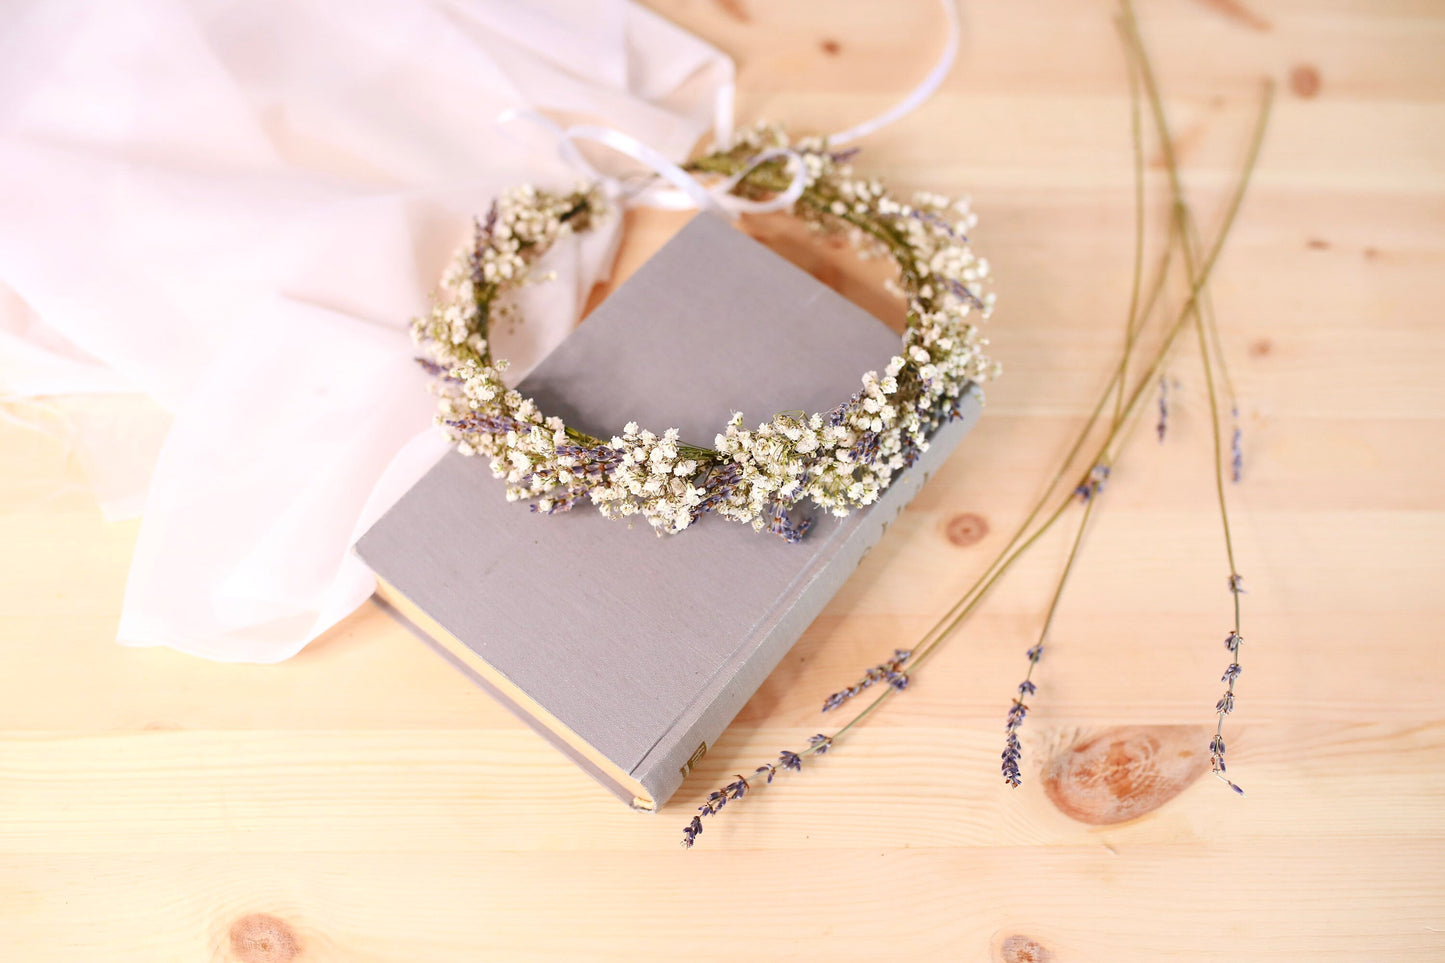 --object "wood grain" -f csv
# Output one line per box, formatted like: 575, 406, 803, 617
3, 1, 1444, 959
